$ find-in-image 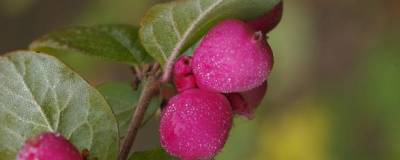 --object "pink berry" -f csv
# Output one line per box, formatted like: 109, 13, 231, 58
160, 89, 233, 160
192, 19, 273, 93
174, 75, 197, 93
173, 56, 193, 77
173, 56, 197, 92
17, 132, 83, 160
247, 1, 283, 34
227, 81, 267, 119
